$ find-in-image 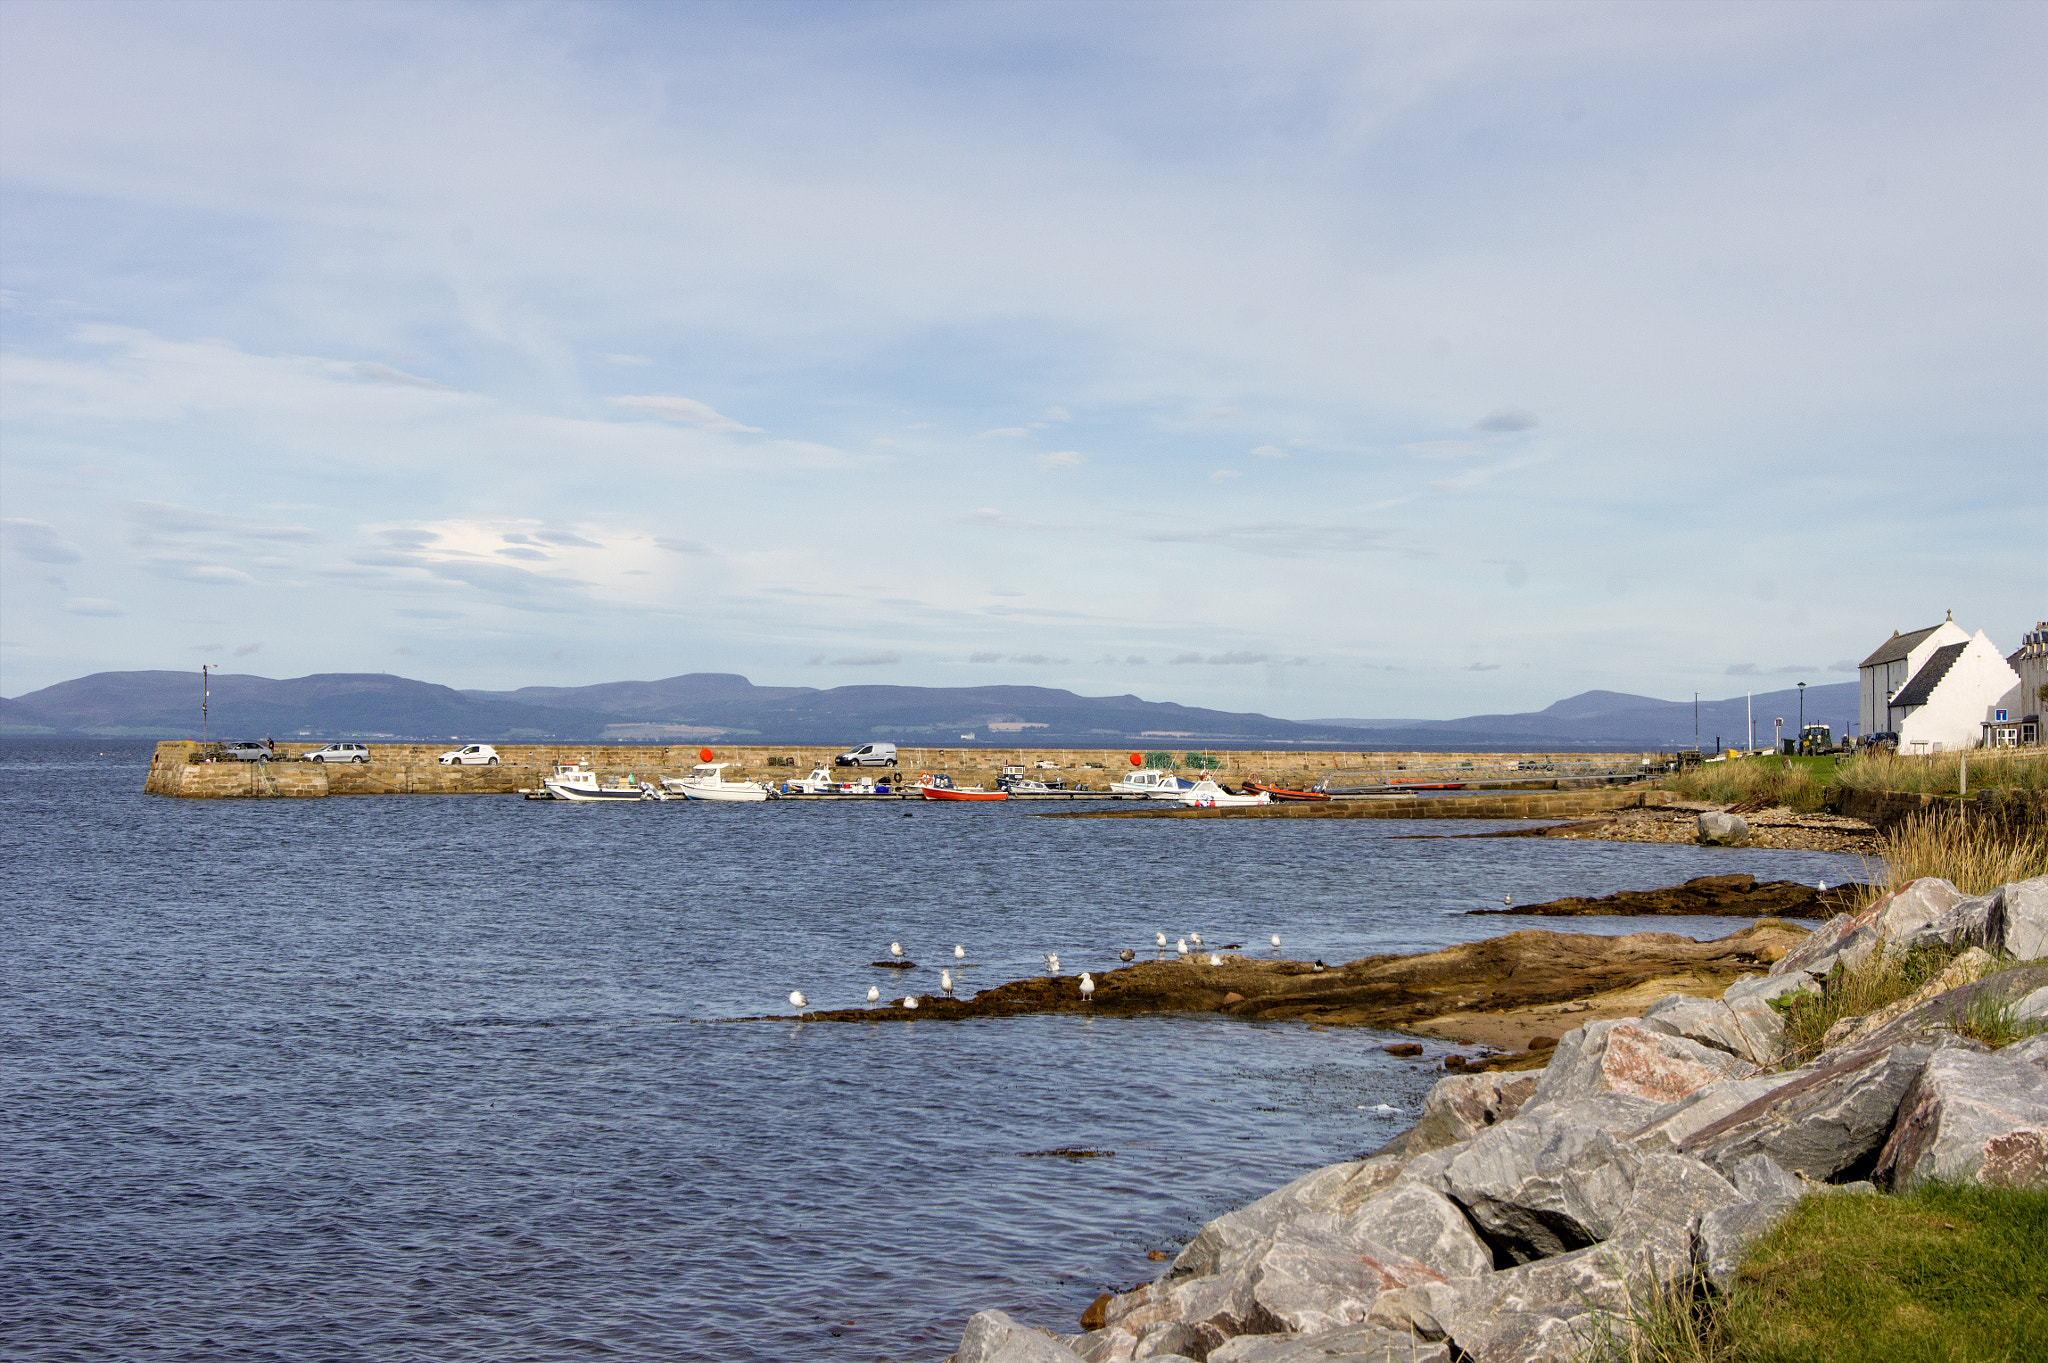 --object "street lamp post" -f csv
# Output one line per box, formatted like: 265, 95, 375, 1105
1797, 681, 1806, 753
1694, 692, 1699, 751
